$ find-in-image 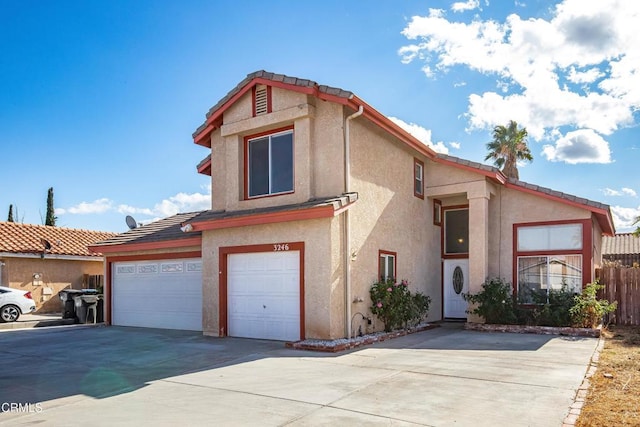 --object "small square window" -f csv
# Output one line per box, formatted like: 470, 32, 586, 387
414, 158, 424, 199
